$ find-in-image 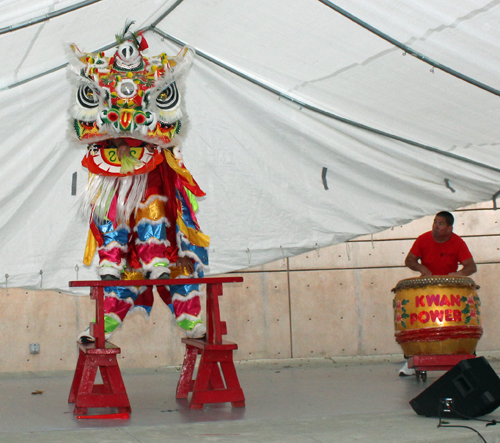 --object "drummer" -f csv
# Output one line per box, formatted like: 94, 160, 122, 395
404, 211, 477, 277
399, 211, 477, 376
